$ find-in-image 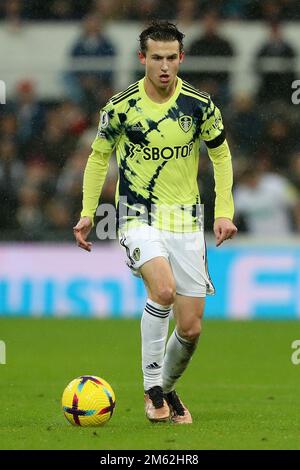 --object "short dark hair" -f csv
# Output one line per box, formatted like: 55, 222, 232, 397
139, 21, 185, 55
